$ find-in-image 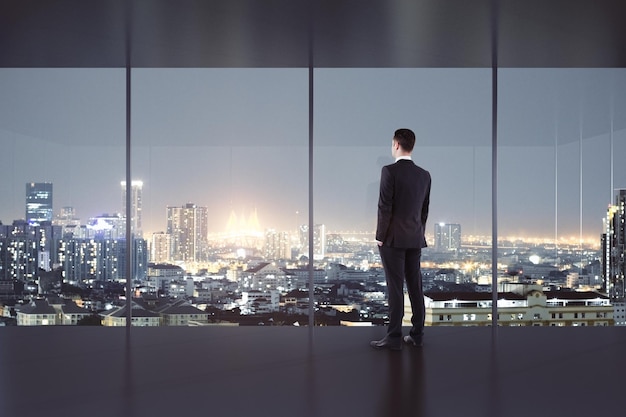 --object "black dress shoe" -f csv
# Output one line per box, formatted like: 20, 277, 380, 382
370, 336, 402, 351
403, 335, 423, 347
